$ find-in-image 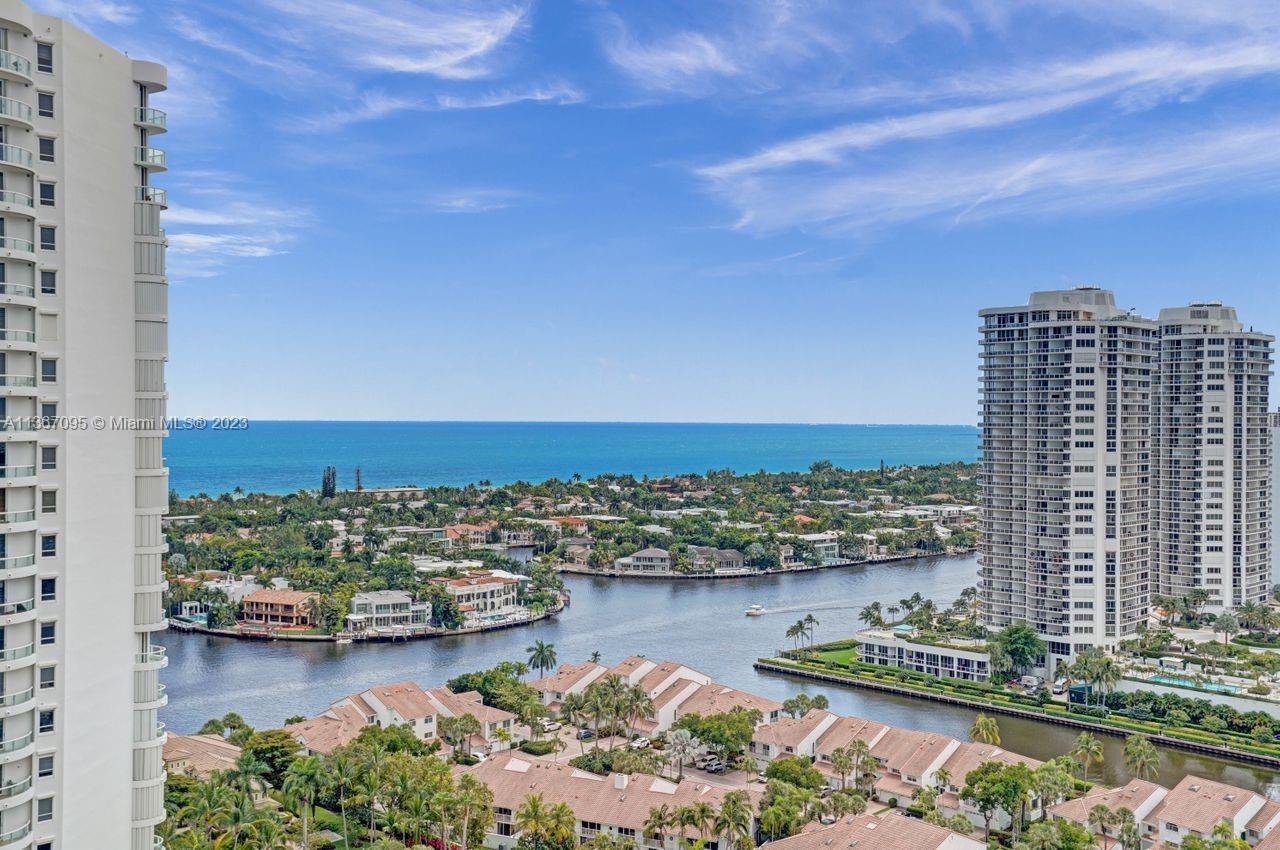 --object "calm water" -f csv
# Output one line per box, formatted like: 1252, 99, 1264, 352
158, 553, 1277, 794
166, 421, 978, 495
